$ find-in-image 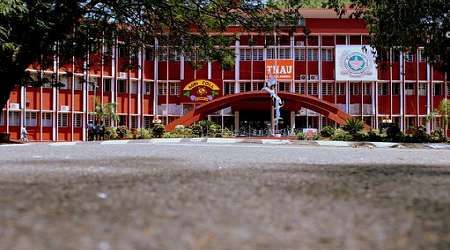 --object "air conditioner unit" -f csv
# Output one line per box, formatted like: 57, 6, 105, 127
309, 75, 318, 80
300, 74, 307, 80
10, 103, 20, 109
61, 105, 70, 112
296, 41, 305, 46
119, 72, 127, 78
